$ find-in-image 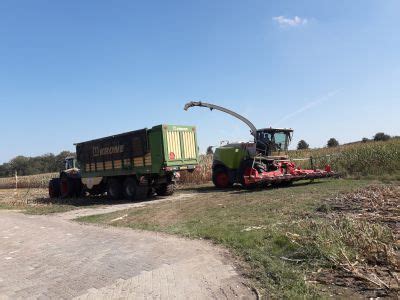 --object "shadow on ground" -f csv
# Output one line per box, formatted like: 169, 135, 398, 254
31, 180, 327, 208
179, 180, 325, 195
